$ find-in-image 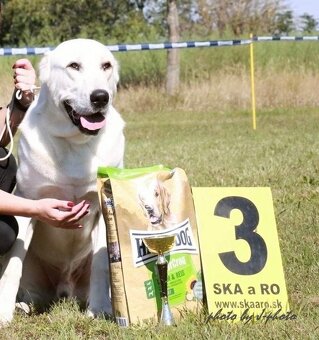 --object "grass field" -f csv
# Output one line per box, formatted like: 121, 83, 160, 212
0, 106, 318, 339
0, 41, 319, 338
